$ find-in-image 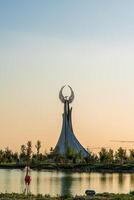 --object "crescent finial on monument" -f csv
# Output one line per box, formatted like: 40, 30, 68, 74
59, 85, 75, 104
